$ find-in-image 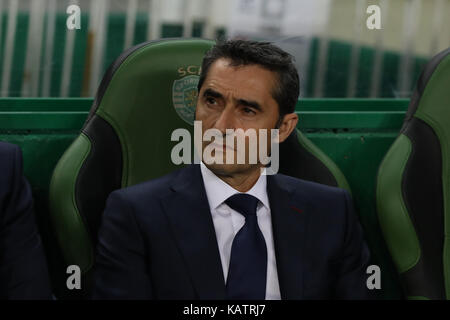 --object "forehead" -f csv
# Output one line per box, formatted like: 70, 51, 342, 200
202, 58, 278, 100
